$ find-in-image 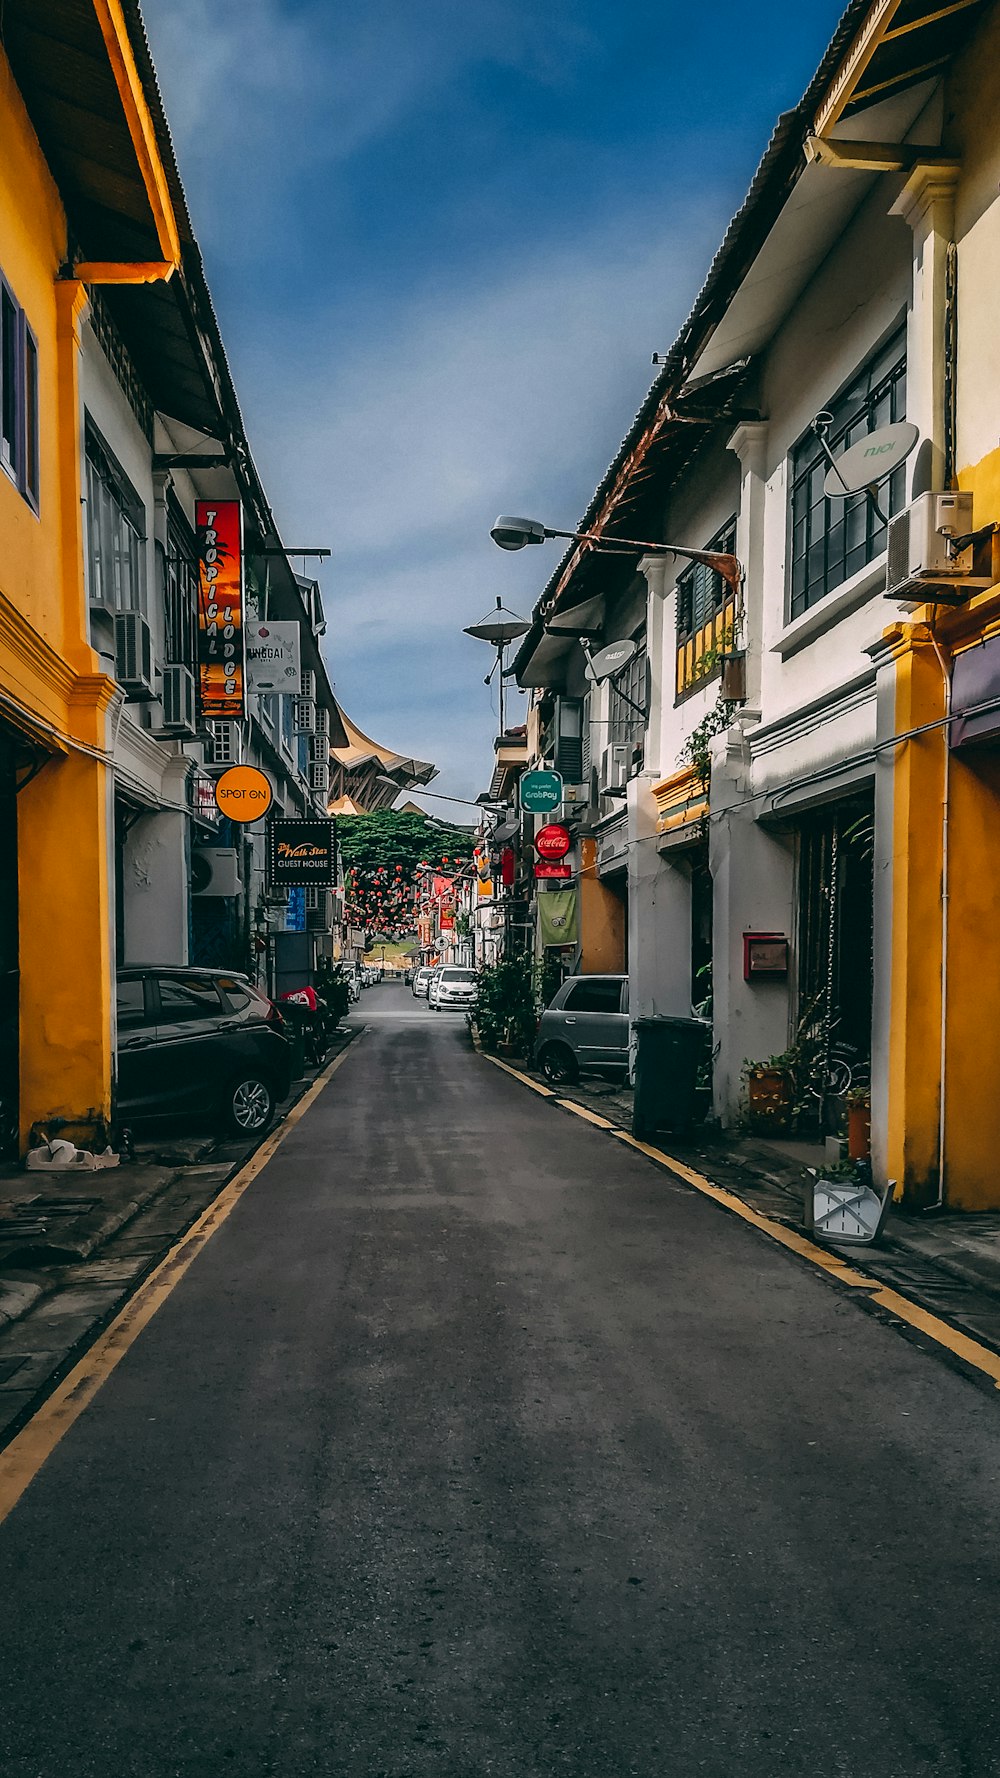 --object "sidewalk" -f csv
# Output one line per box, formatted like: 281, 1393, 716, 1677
526, 1064, 1000, 1356
0, 1025, 359, 1447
